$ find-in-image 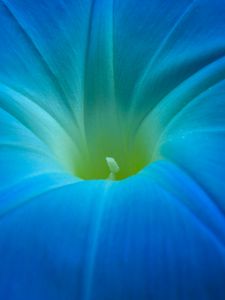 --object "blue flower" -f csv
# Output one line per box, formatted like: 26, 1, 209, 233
0, 0, 225, 299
